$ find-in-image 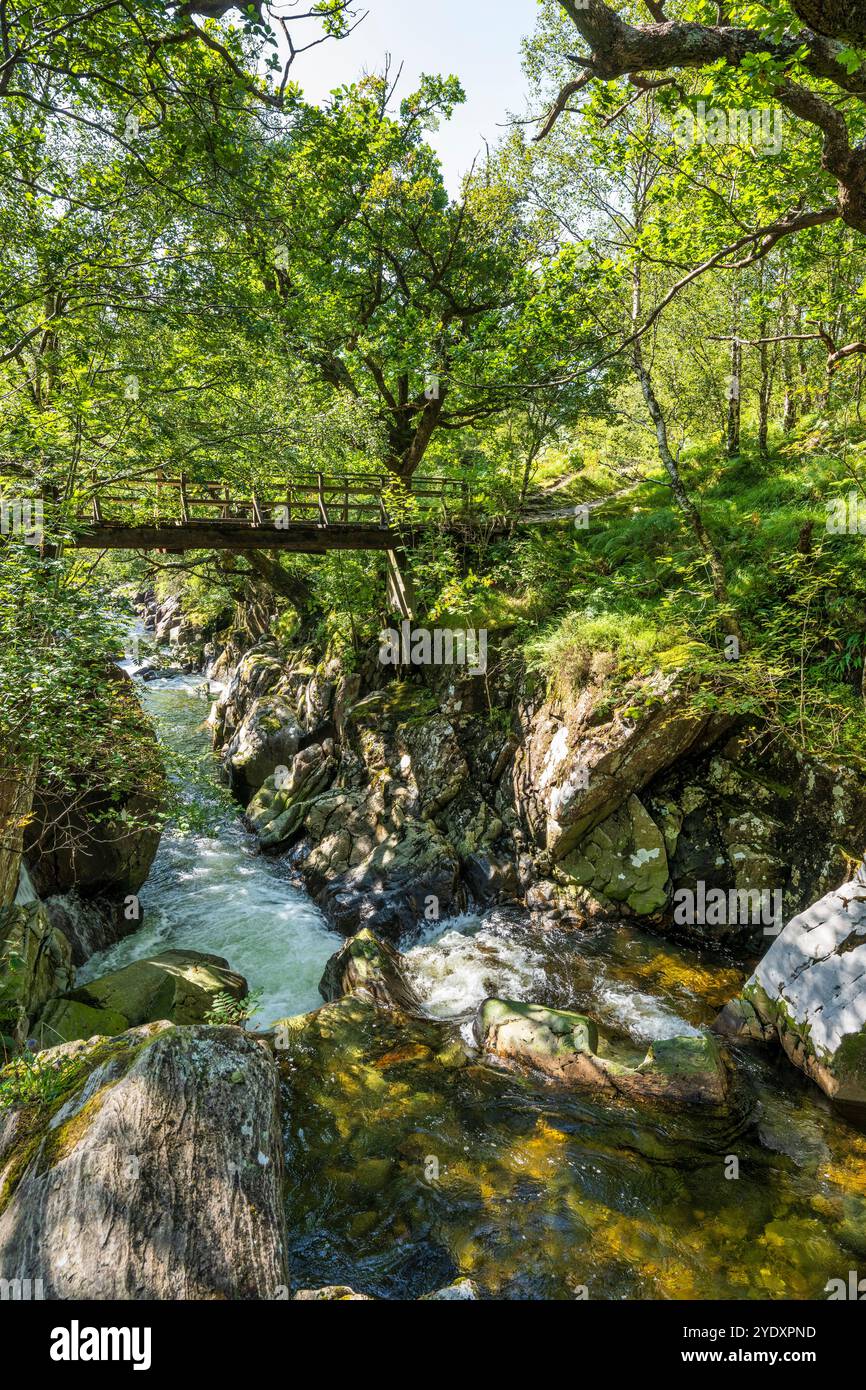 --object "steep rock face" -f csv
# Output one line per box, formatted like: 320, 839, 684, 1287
510, 672, 727, 861
0, 1023, 287, 1299
645, 732, 866, 947
715, 868, 866, 1109
0, 902, 75, 1047
219, 650, 519, 938
512, 679, 866, 943
36, 949, 249, 1045
208, 638, 866, 947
